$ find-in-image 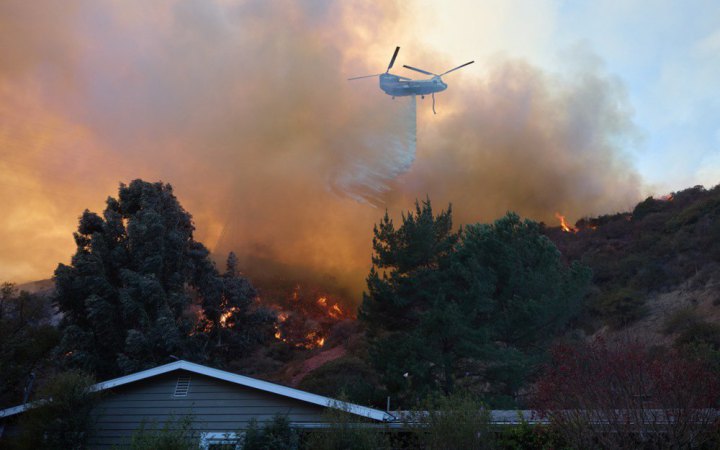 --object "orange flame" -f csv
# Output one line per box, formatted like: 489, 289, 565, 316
219, 306, 240, 328
555, 213, 577, 233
